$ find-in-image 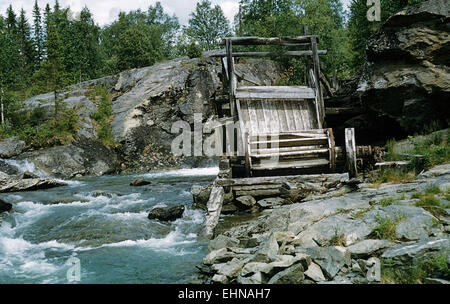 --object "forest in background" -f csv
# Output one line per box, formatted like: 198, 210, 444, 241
0, 0, 425, 143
